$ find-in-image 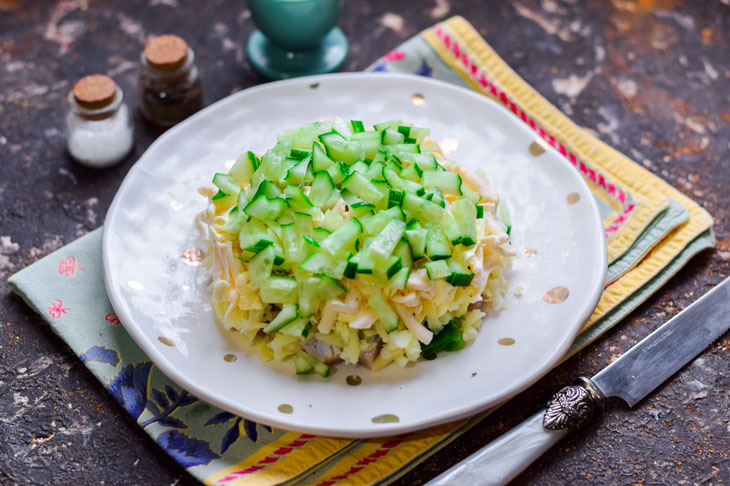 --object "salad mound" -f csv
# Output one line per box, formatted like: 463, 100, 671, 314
198, 119, 514, 376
